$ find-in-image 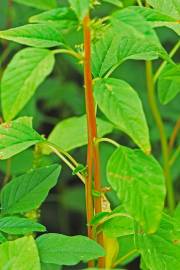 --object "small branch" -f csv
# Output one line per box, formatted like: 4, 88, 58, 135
3, 158, 11, 185
154, 40, 180, 83
145, 61, 175, 213
169, 146, 180, 167
46, 142, 85, 184
95, 137, 120, 148
53, 48, 82, 60
137, 0, 143, 7
168, 118, 180, 154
